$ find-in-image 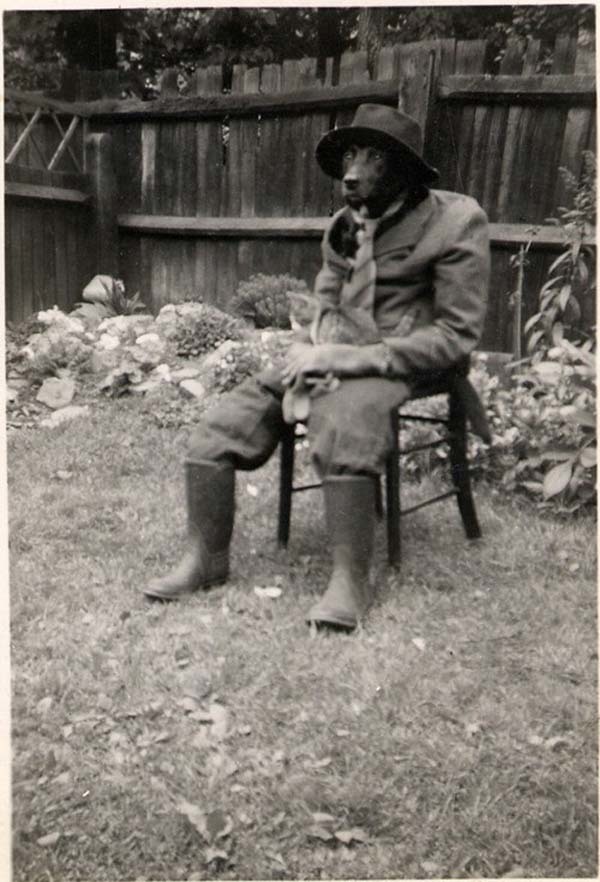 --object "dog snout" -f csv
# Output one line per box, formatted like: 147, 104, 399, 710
342, 172, 359, 191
